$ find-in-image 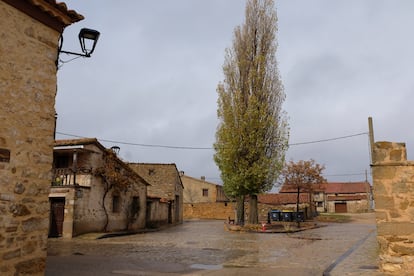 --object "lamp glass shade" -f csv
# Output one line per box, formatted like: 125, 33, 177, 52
78, 28, 100, 56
